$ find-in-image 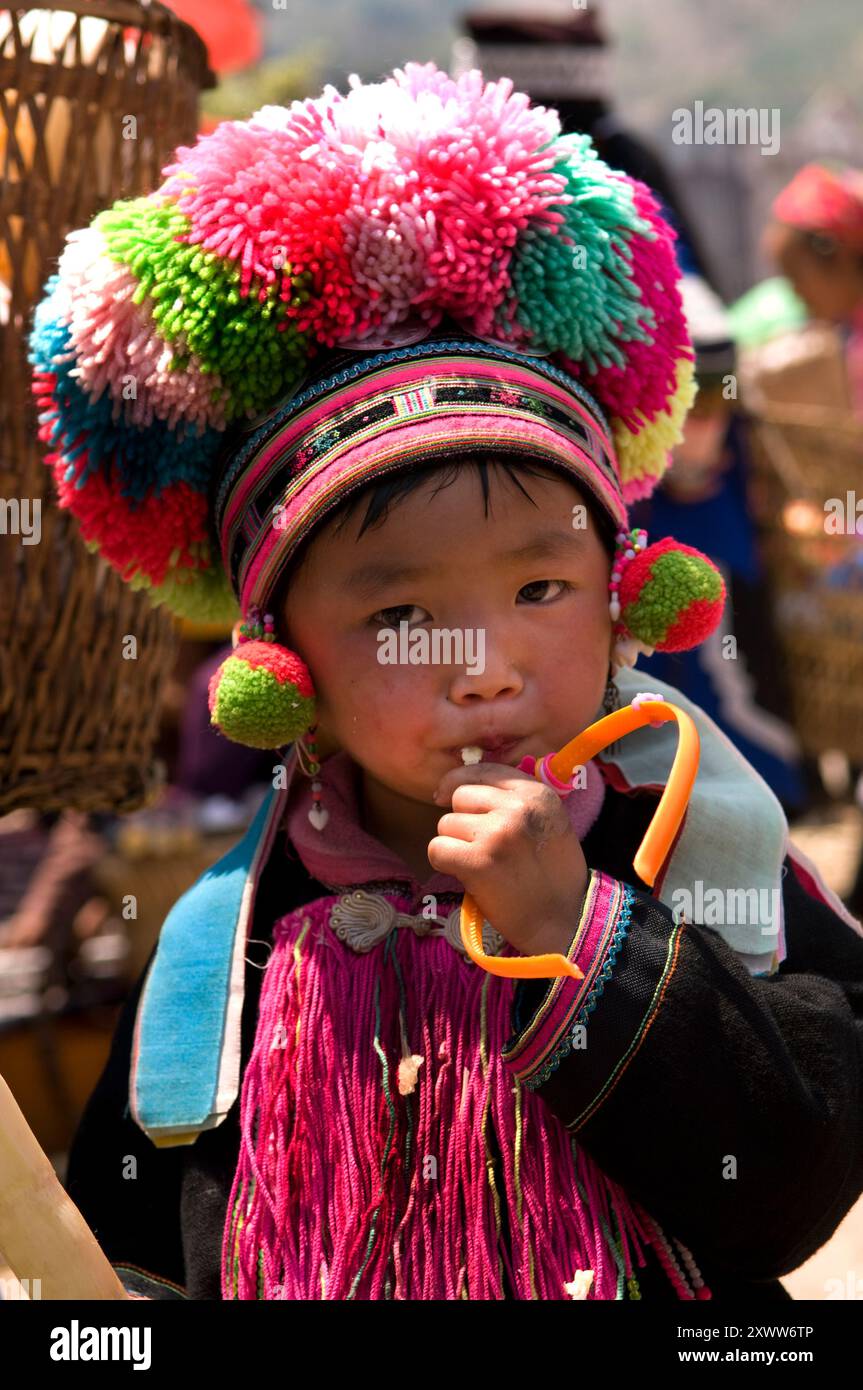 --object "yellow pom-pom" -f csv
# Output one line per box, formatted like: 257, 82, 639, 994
614, 357, 698, 503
